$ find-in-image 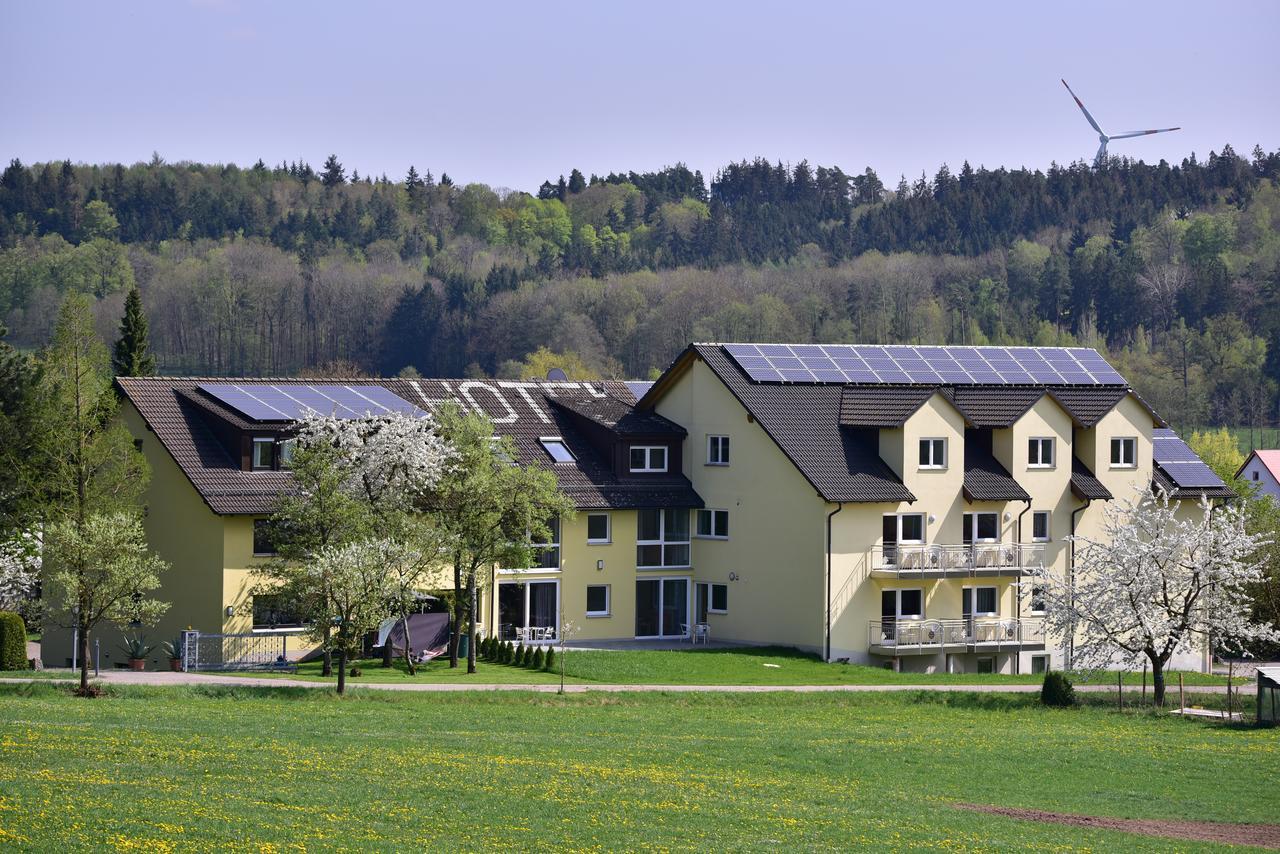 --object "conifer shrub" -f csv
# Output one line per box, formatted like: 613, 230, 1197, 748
543, 647, 555, 672
531, 647, 545, 669
0, 612, 26, 670
521, 645, 534, 667
1040, 671, 1075, 707
502, 641, 514, 664
514, 642, 525, 666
